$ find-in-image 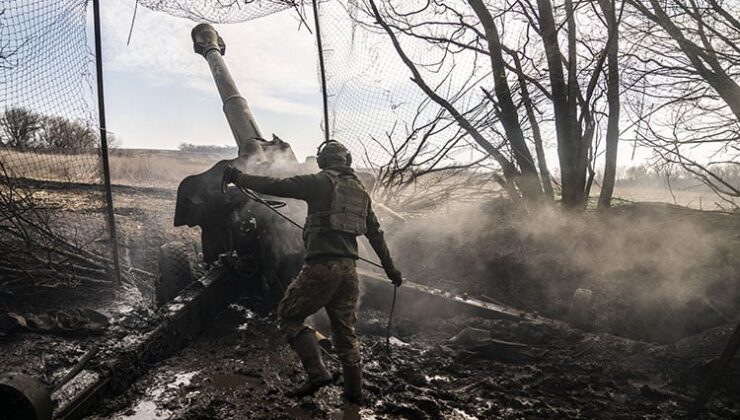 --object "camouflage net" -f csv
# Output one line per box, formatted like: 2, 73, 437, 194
0, 0, 103, 183
0, 0, 113, 293
139, 0, 298, 23
138, 0, 501, 206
